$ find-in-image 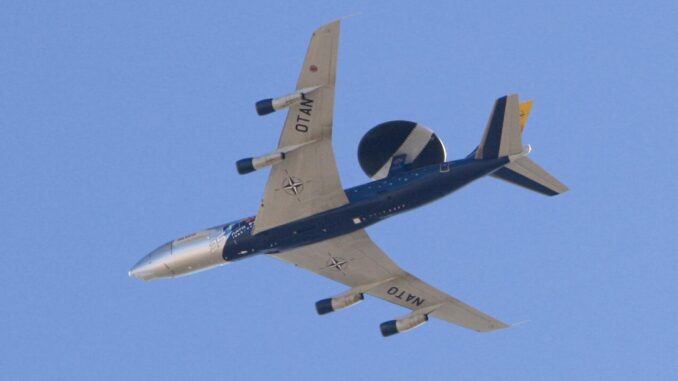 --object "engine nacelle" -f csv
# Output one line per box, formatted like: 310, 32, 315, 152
379, 314, 428, 337
236, 152, 285, 175
315, 293, 364, 315
255, 85, 321, 116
